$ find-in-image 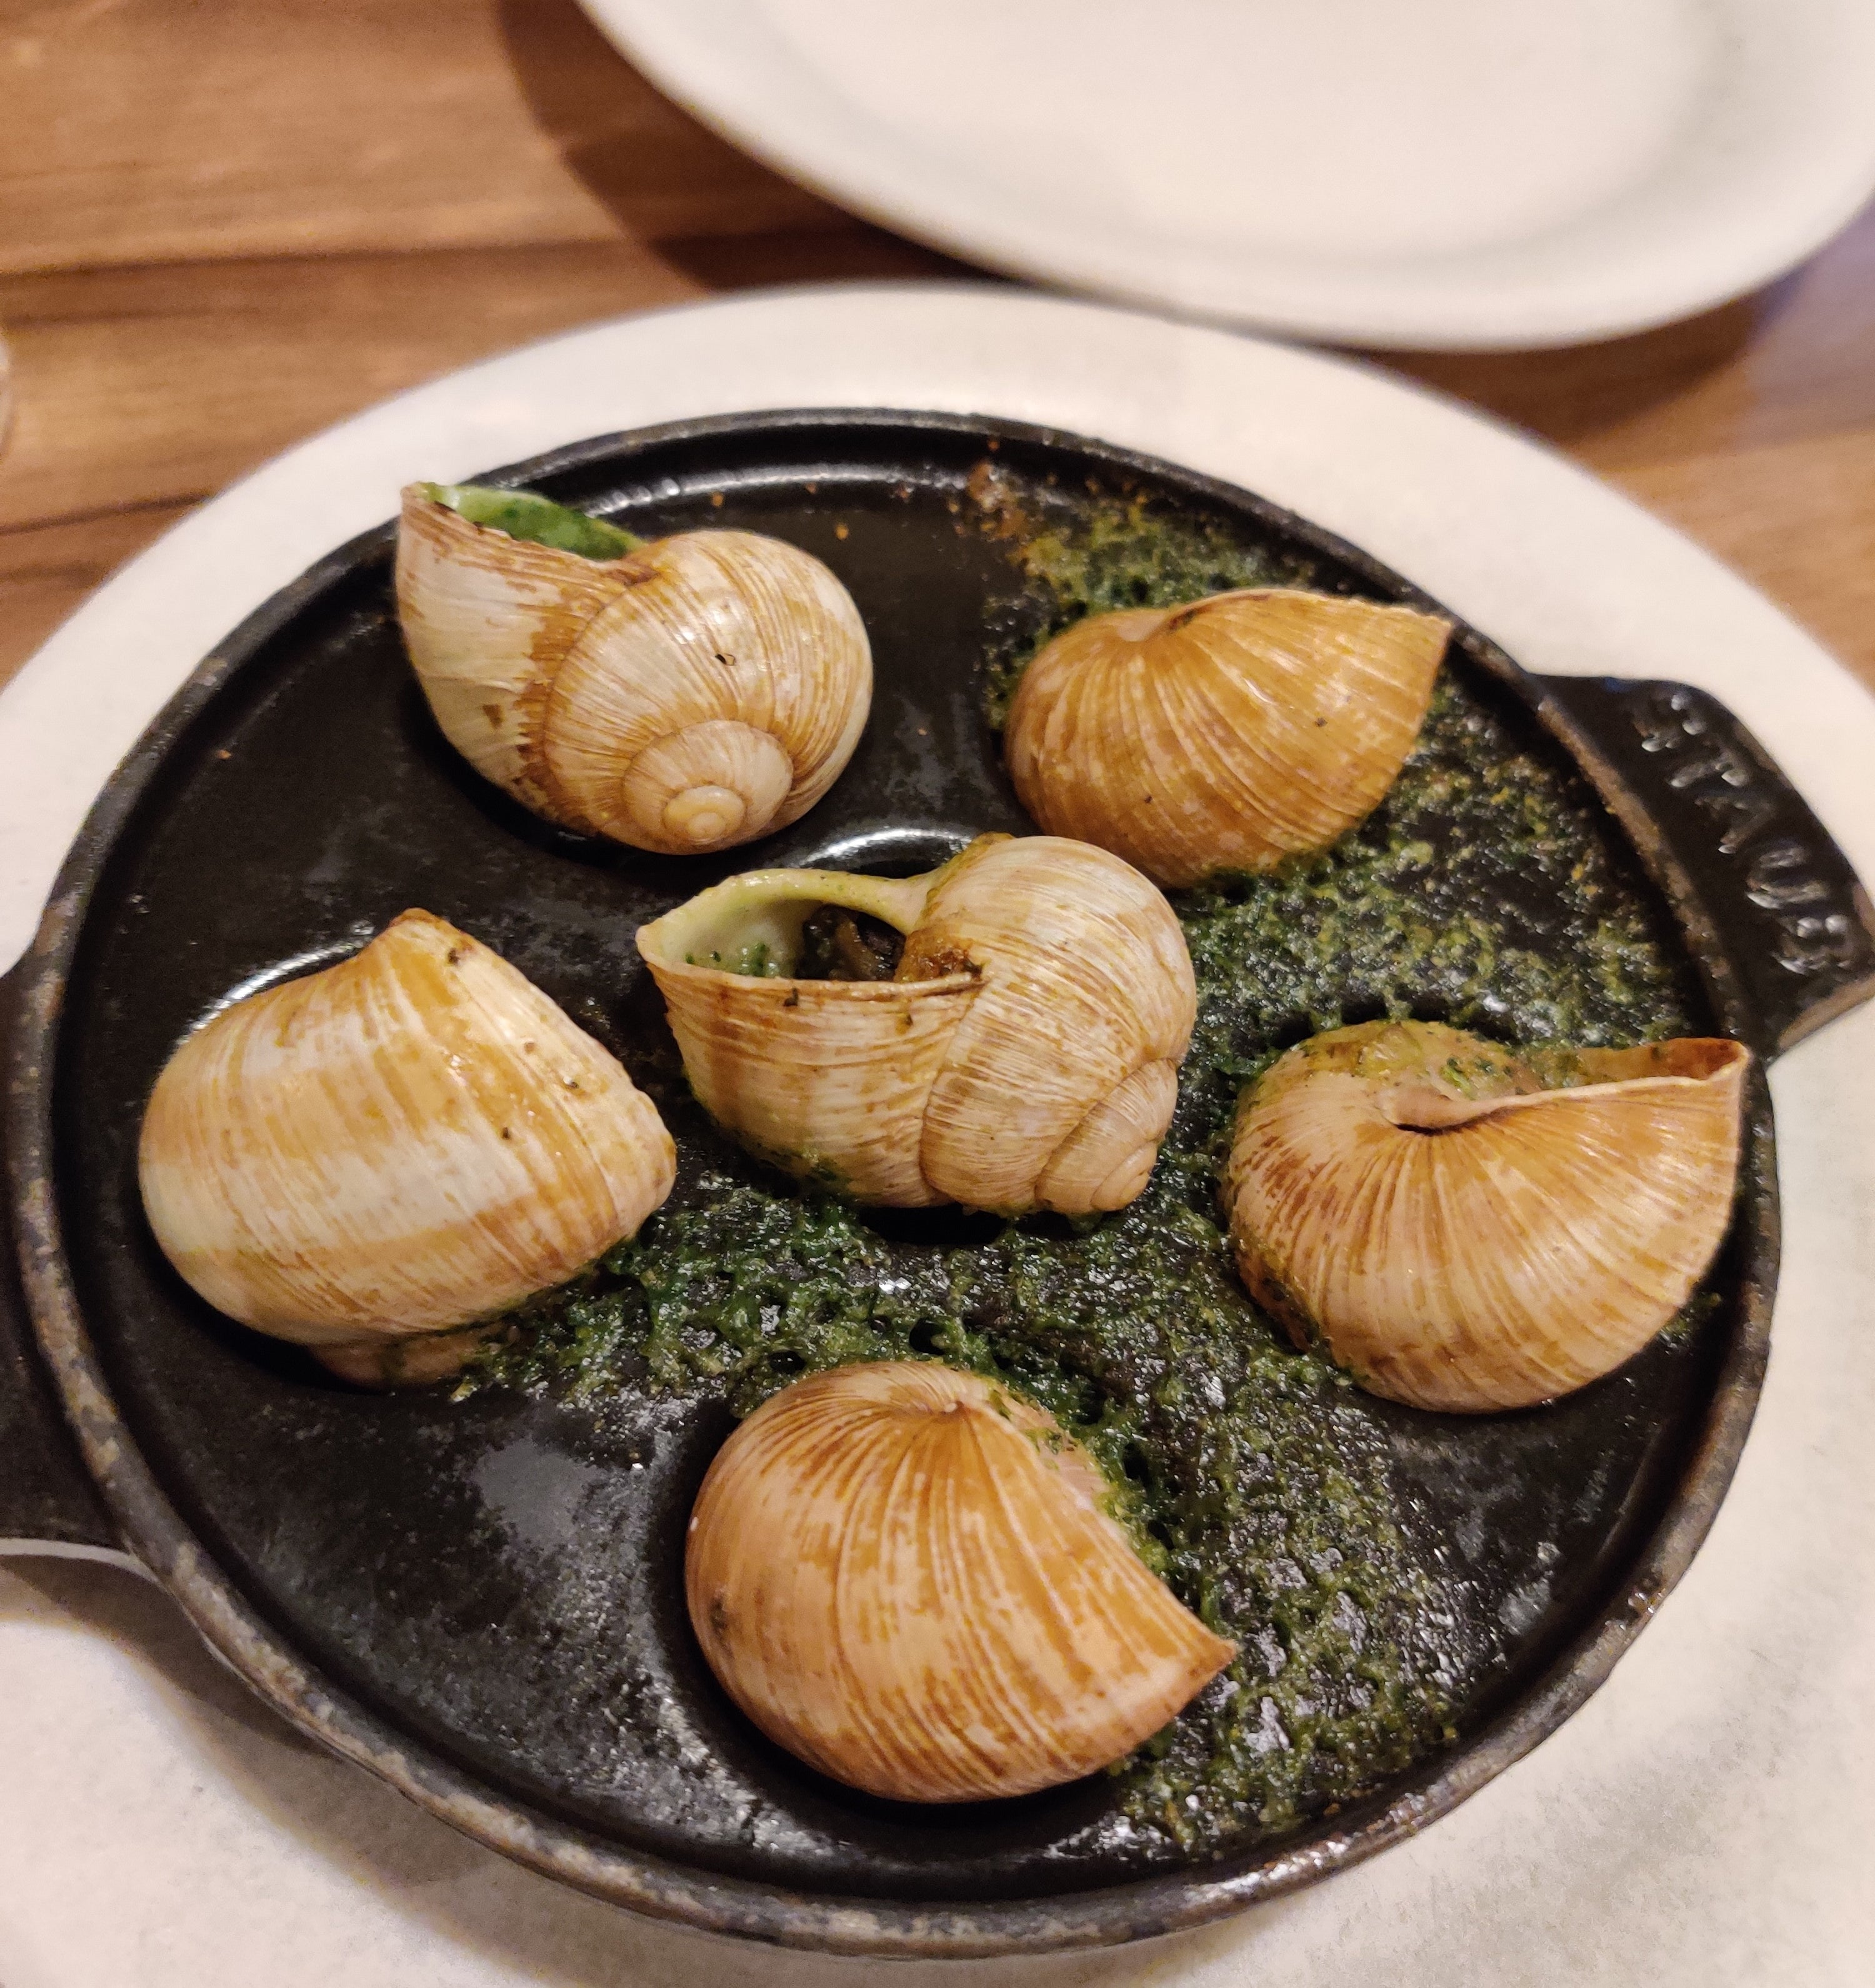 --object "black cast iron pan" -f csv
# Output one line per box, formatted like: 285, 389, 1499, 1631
6, 411, 1875, 1956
